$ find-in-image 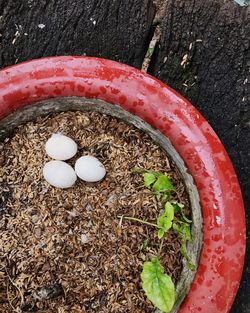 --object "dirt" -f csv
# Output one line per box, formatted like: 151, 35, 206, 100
0, 111, 191, 312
